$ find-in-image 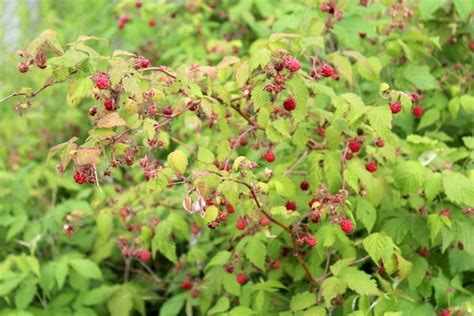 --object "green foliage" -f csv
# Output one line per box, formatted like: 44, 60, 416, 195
0, 0, 473, 315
